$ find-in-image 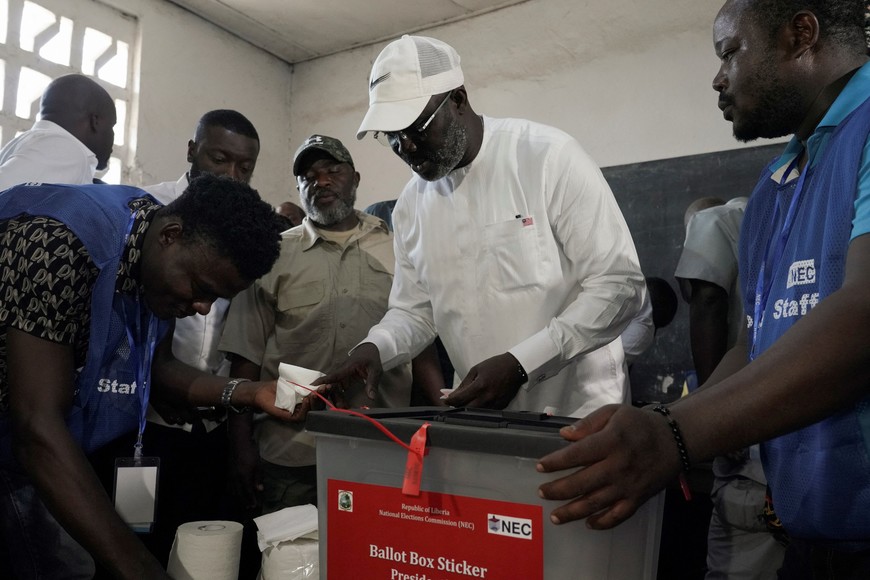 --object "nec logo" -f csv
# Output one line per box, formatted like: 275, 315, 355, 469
787, 259, 815, 289
486, 514, 533, 540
